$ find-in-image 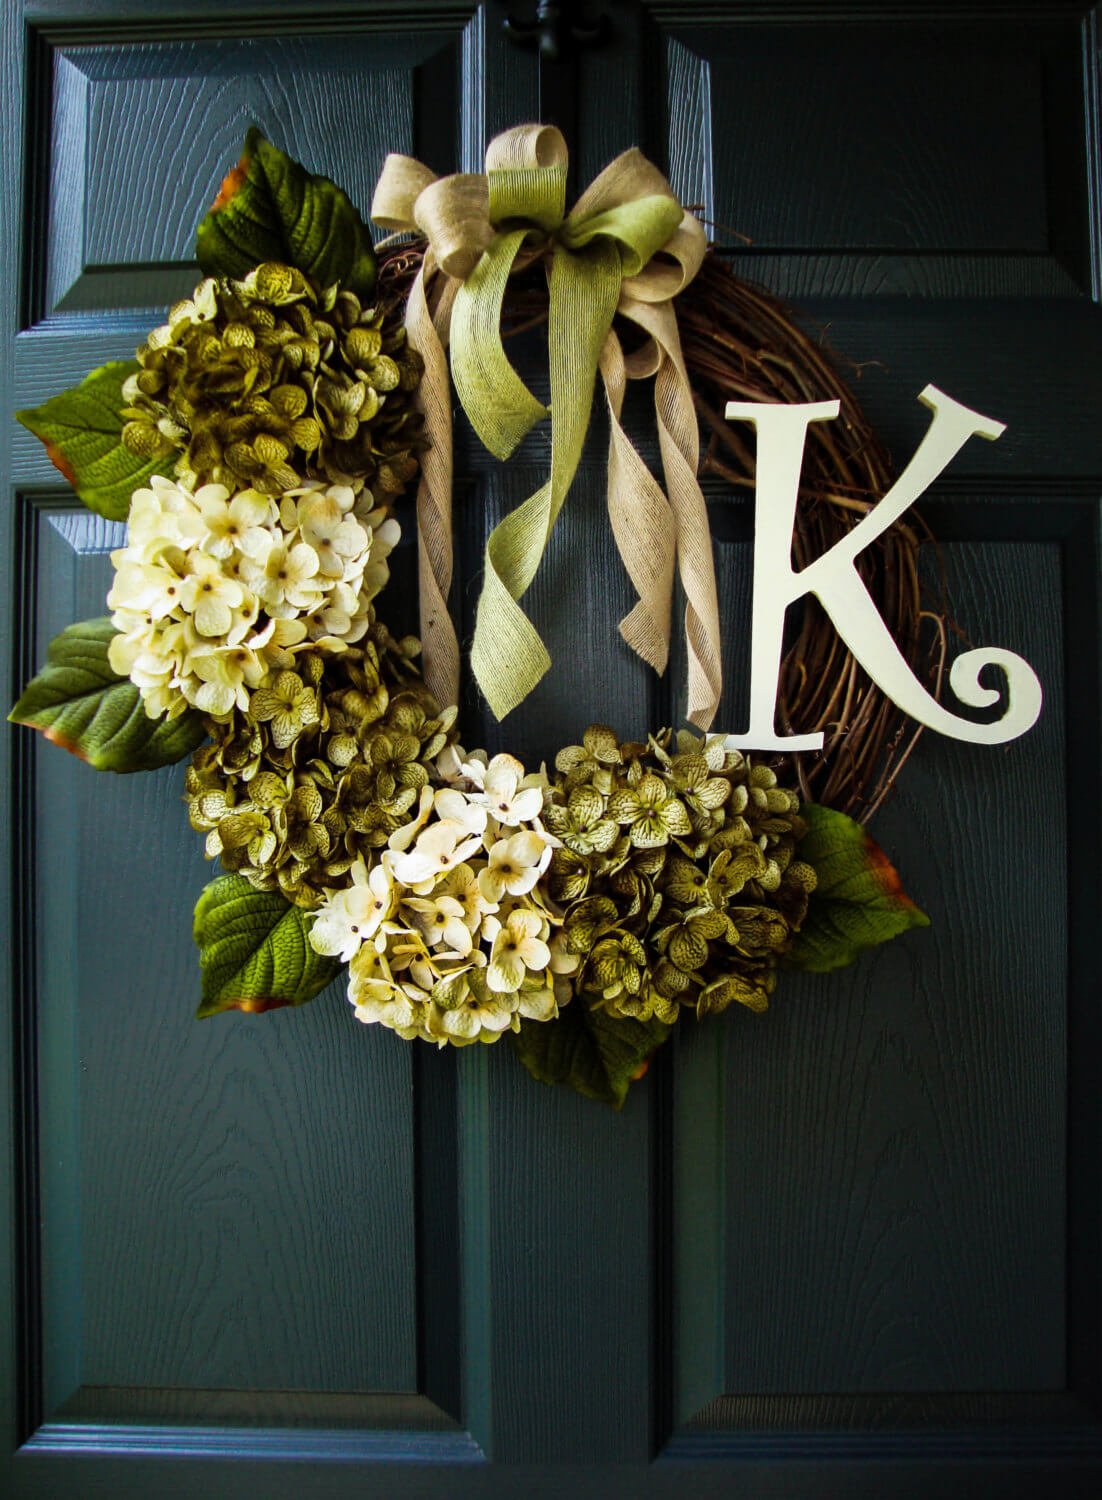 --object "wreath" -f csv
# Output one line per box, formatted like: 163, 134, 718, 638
10, 127, 936, 1106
